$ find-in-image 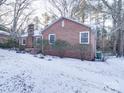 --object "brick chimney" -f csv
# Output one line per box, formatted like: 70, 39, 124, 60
27, 24, 34, 48
28, 24, 34, 36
